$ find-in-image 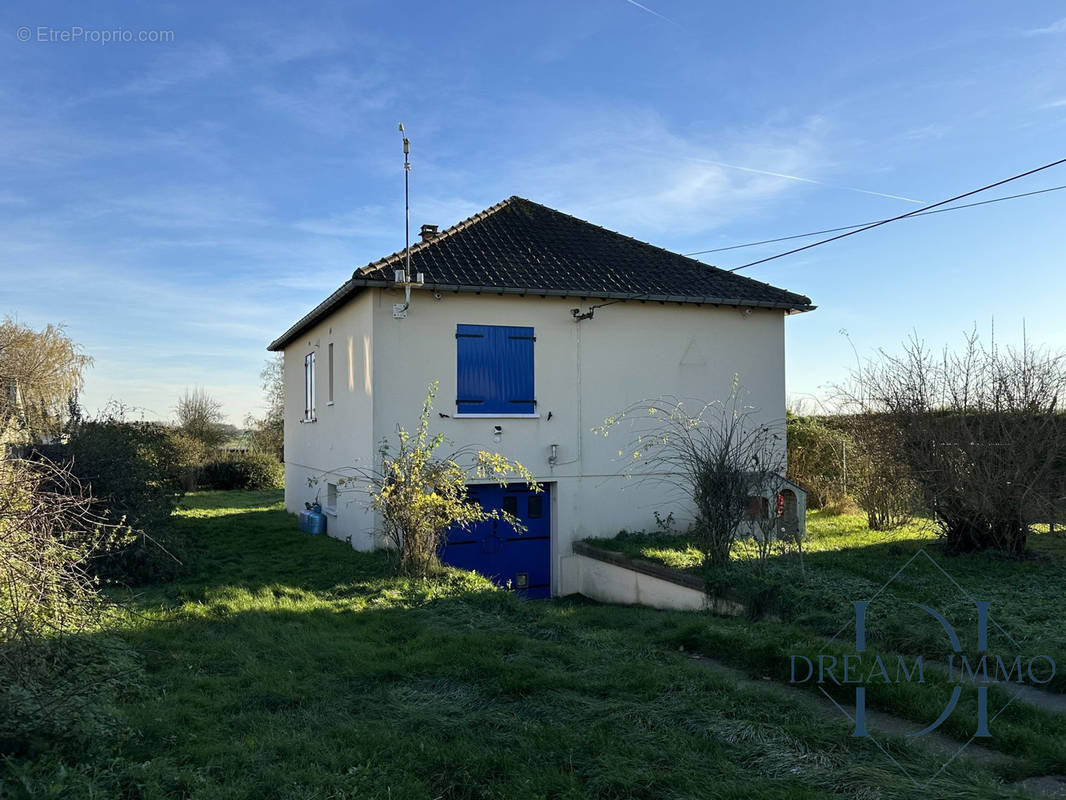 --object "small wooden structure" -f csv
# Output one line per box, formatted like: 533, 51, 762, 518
741, 473, 807, 542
